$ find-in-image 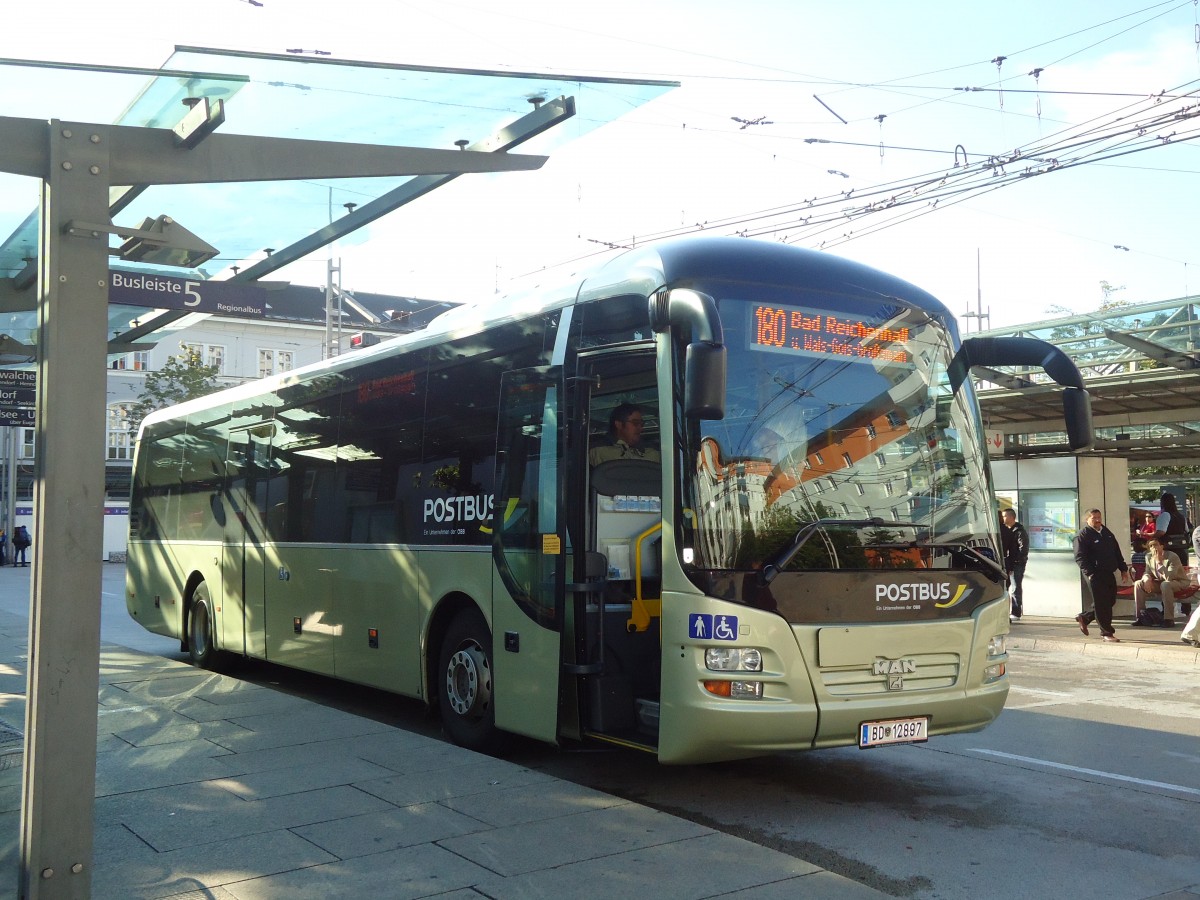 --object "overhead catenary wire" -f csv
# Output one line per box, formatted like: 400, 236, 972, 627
561, 81, 1200, 265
